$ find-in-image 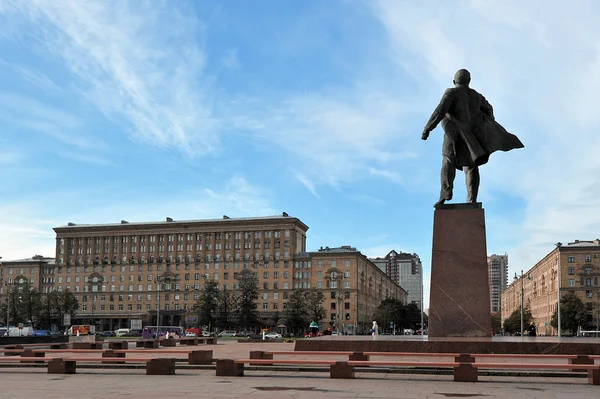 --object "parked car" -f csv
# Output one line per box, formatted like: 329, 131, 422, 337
101, 331, 116, 337
264, 331, 282, 339
218, 330, 237, 337
123, 329, 142, 337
